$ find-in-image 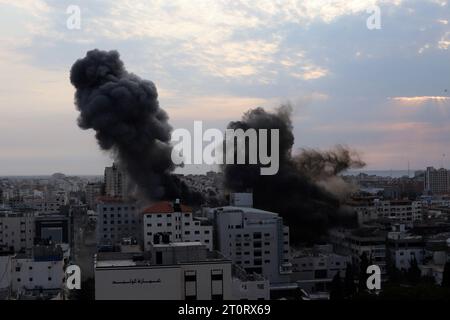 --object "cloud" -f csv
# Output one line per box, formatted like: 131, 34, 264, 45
389, 96, 450, 104
439, 32, 450, 49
